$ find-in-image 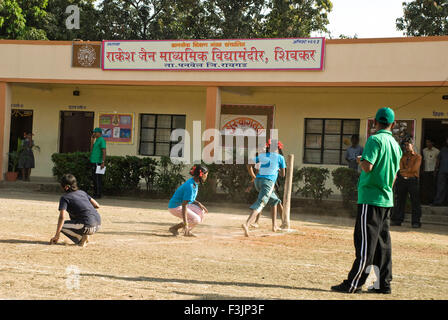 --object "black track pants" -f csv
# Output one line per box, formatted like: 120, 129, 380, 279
345, 204, 392, 293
